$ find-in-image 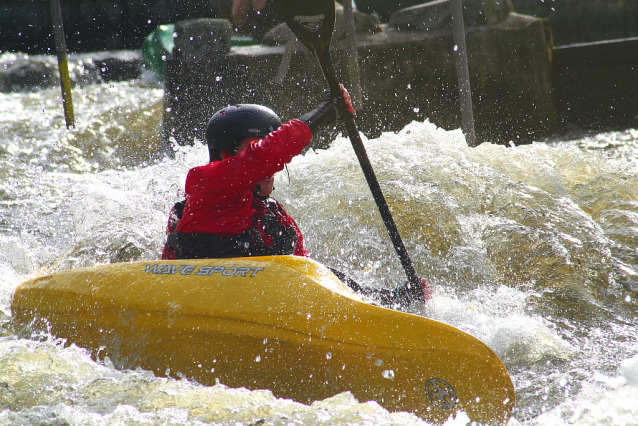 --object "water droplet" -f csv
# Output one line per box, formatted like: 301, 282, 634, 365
382, 370, 395, 379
